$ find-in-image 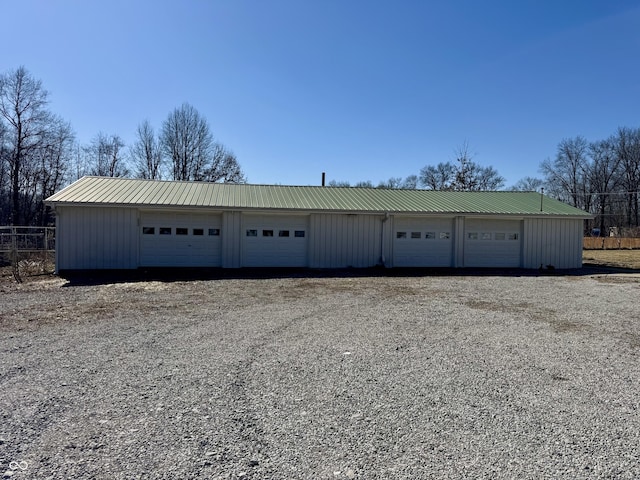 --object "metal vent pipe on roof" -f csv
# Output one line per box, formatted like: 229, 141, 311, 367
322, 172, 326, 187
